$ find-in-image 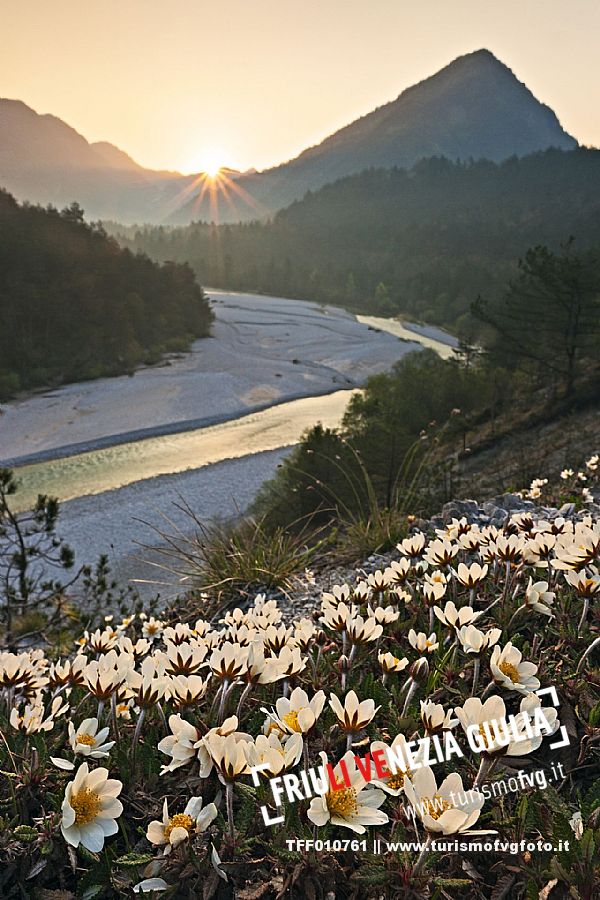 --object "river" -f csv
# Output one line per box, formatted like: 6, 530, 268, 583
10, 390, 358, 513
2, 292, 455, 595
